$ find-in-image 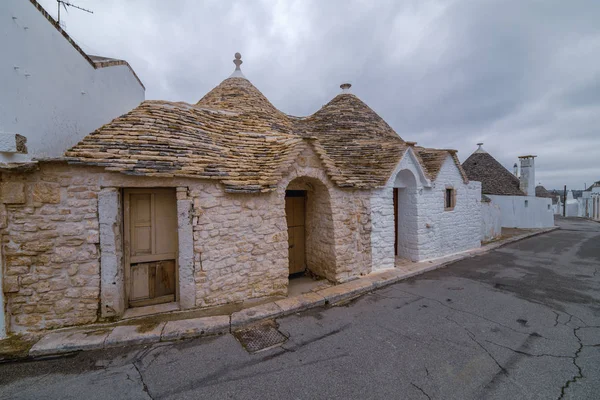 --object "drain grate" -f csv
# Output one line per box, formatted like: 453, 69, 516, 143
233, 322, 287, 353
